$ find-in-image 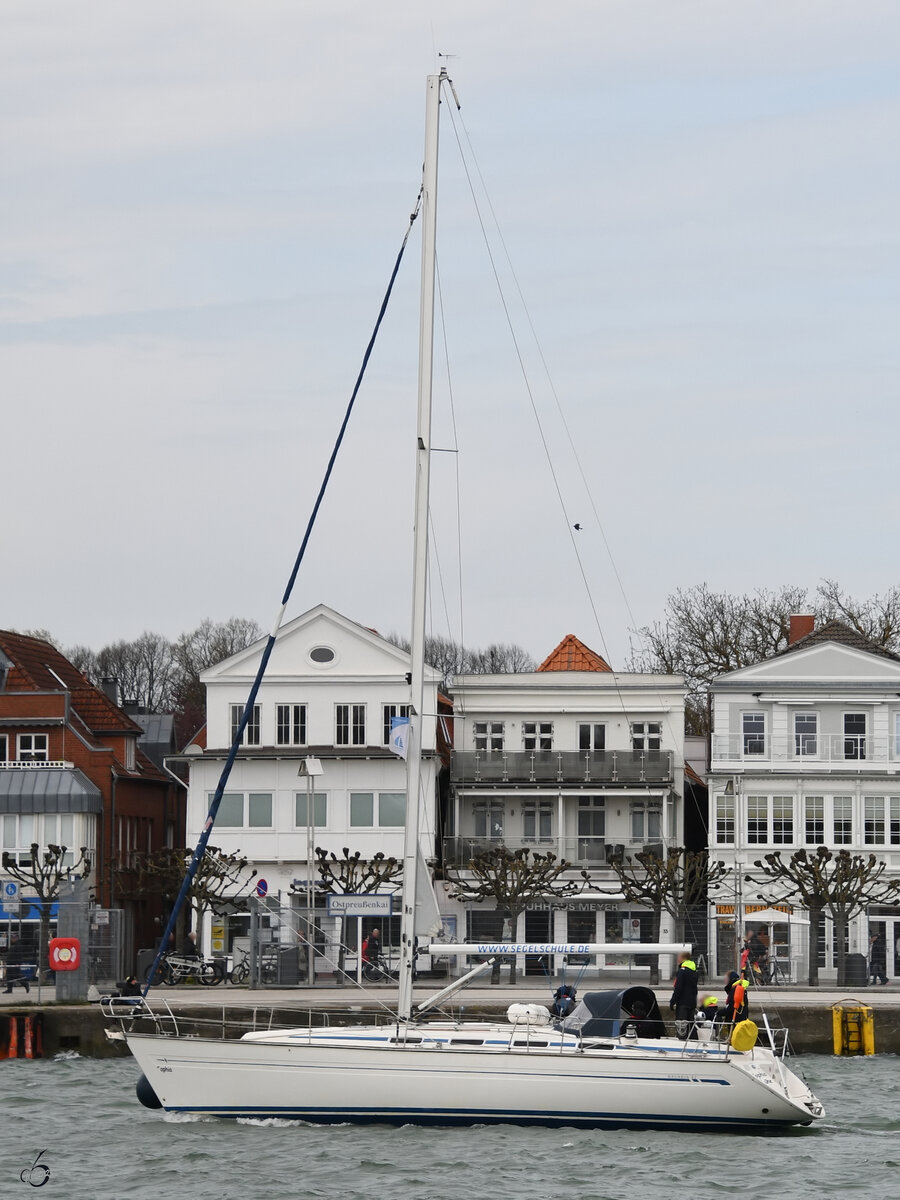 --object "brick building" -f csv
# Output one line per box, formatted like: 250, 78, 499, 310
0, 631, 184, 964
